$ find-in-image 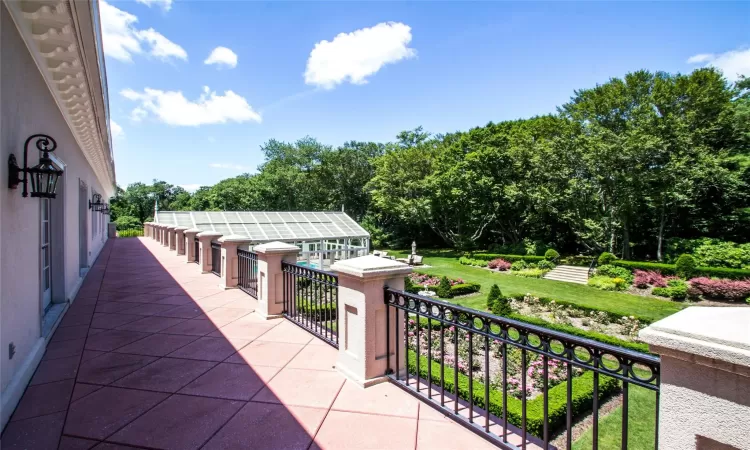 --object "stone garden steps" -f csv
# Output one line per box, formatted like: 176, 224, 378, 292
543, 265, 590, 284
